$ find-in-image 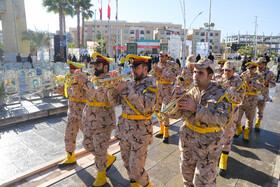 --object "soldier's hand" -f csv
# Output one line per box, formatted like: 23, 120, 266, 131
110, 70, 119, 78
177, 96, 196, 112
114, 81, 127, 91
55, 85, 64, 95
174, 86, 184, 97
